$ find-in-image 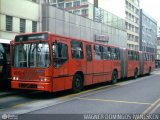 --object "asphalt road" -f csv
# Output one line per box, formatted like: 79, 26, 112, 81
30, 71, 160, 114
0, 70, 160, 120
